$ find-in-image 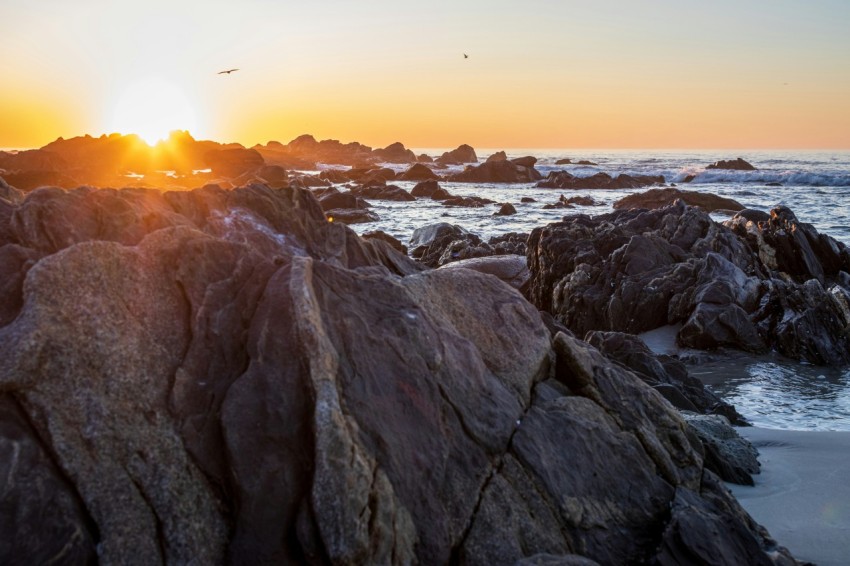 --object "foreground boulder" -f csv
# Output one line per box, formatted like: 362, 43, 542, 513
526, 201, 850, 365
614, 188, 744, 213
0, 185, 798, 564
